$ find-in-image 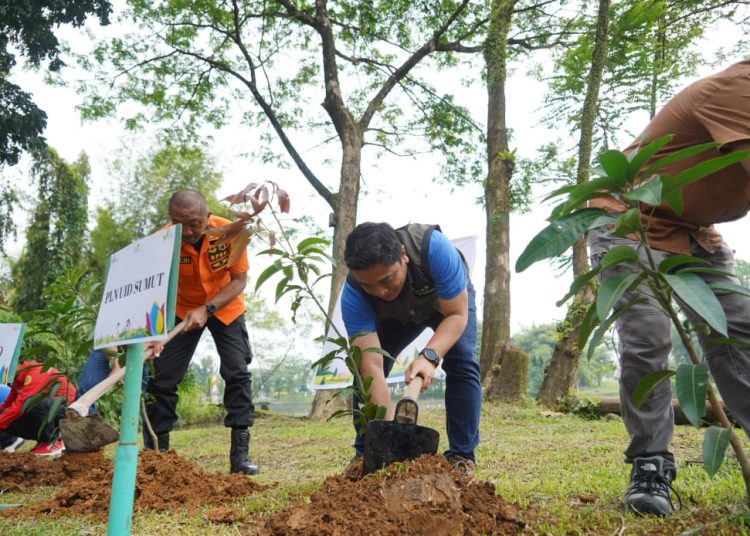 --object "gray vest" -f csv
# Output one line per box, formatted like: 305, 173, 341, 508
347, 224, 466, 326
